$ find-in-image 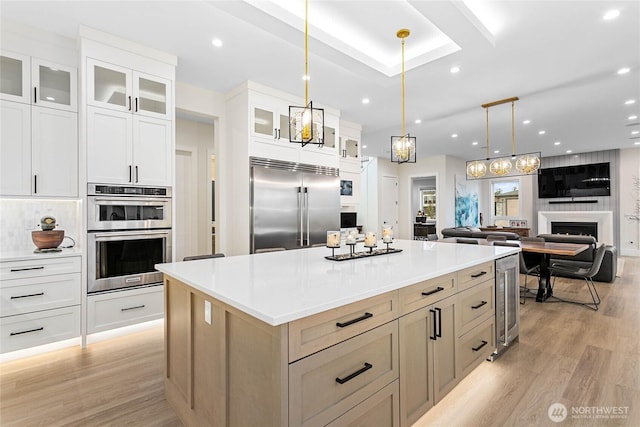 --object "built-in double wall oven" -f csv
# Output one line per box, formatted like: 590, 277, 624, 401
87, 184, 172, 294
